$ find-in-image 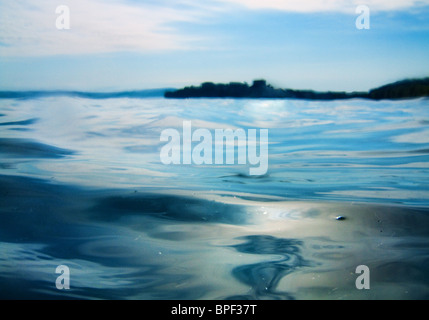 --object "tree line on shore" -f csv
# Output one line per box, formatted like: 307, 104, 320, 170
165, 78, 429, 100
